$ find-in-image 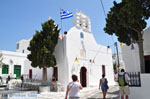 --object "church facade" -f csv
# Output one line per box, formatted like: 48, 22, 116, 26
0, 12, 115, 87
55, 12, 115, 87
